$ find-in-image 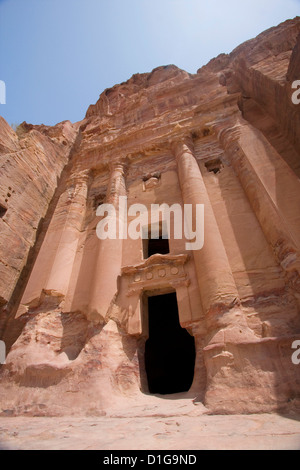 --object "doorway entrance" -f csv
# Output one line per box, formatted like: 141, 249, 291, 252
145, 292, 195, 394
